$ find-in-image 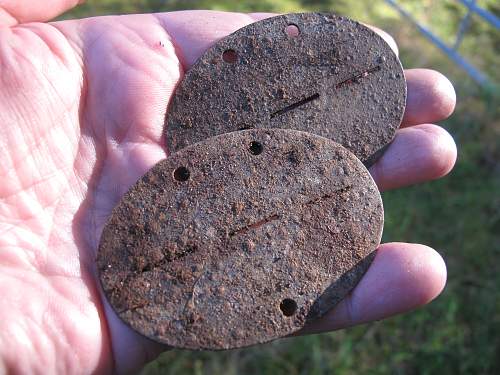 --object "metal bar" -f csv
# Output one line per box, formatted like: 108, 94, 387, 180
385, 0, 489, 86
459, 0, 500, 29
453, 0, 474, 50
